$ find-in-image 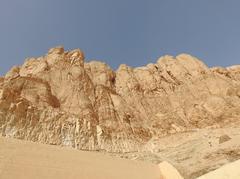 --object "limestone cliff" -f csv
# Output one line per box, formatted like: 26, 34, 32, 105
0, 46, 240, 152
